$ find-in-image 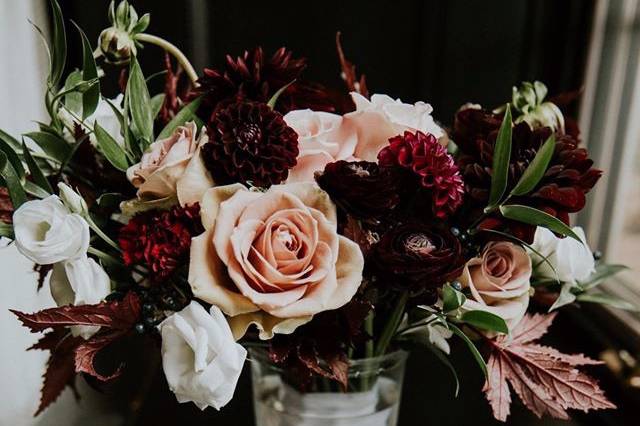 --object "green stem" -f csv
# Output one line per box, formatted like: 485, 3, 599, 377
86, 215, 121, 252
395, 316, 439, 337
88, 246, 121, 264
134, 33, 199, 85
375, 291, 409, 357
